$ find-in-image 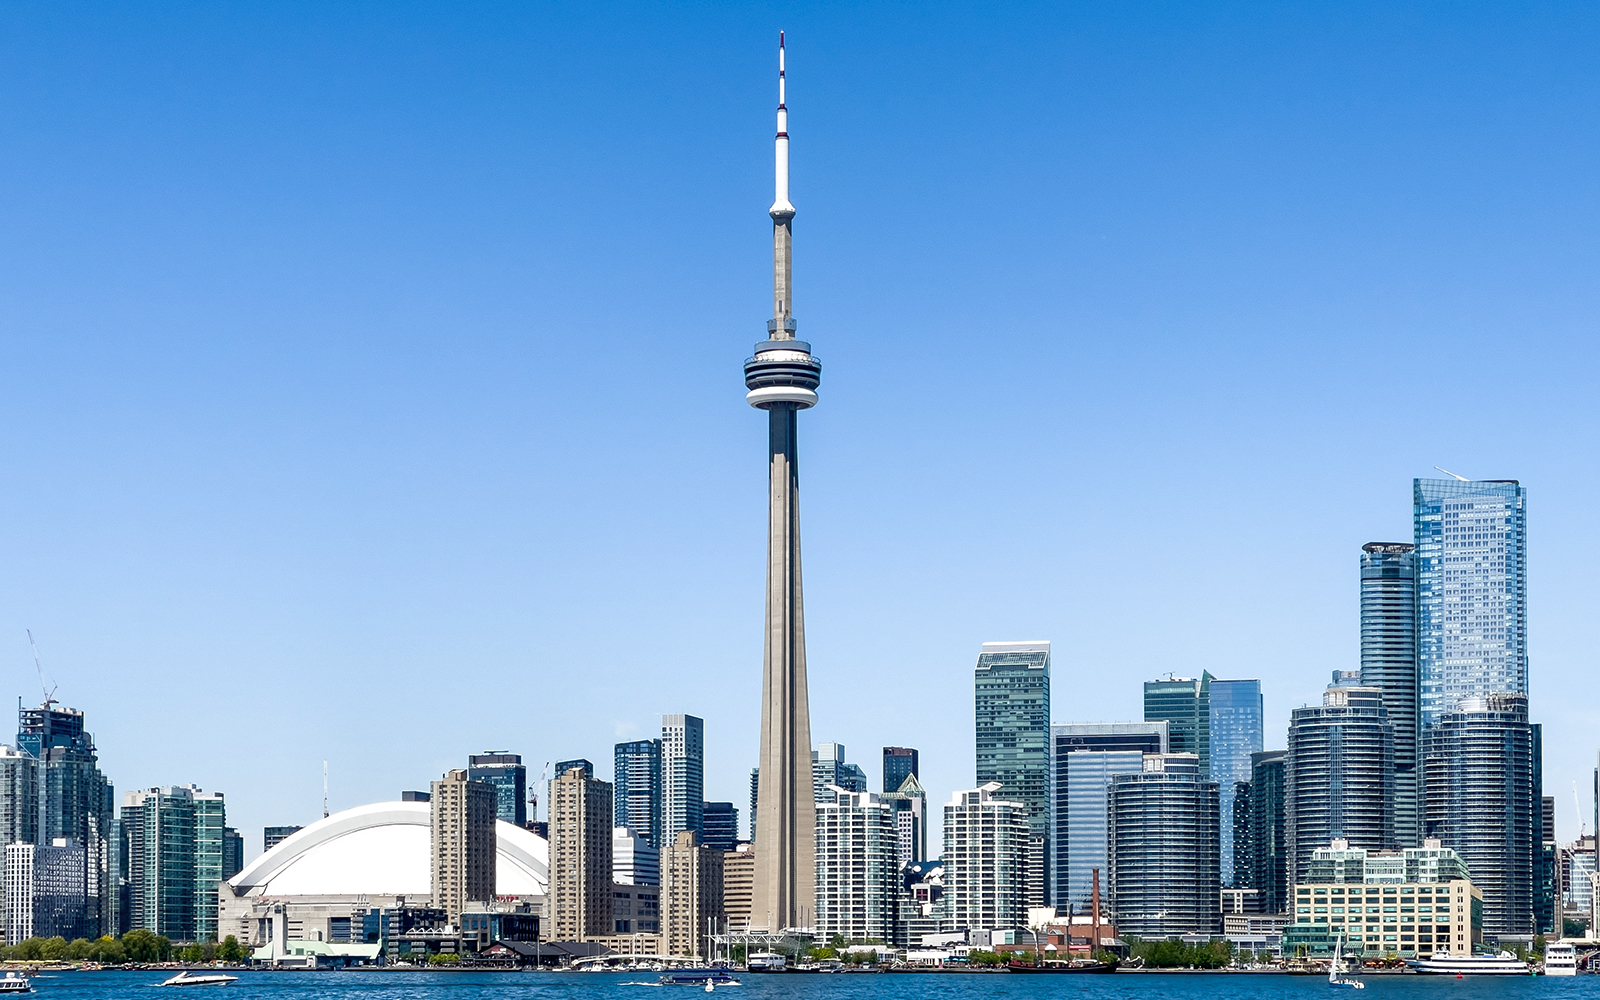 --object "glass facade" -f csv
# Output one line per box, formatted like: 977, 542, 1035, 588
1360, 542, 1419, 847
975, 641, 1051, 906
192, 790, 225, 941
701, 801, 739, 852
467, 752, 528, 828
1107, 754, 1220, 936
1248, 750, 1288, 915
1413, 478, 1527, 728
613, 739, 662, 848
1285, 685, 1394, 880
1144, 673, 1212, 774
882, 747, 919, 795
812, 743, 868, 800
18, 703, 114, 937
660, 715, 704, 845
1209, 680, 1263, 888
1050, 722, 1167, 912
